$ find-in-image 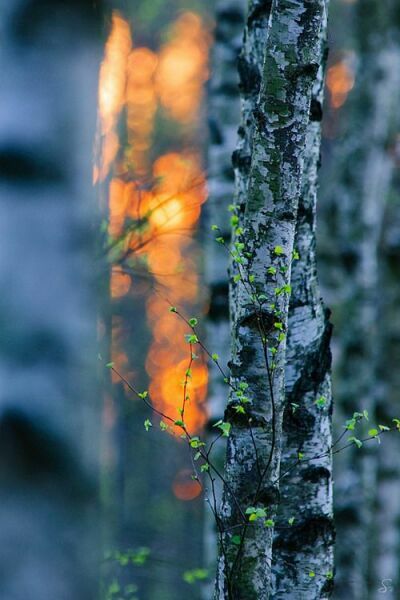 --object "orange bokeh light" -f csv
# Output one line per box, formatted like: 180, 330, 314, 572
96, 11, 211, 435
326, 60, 355, 109
172, 469, 202, 501
96, 12, 132, 183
